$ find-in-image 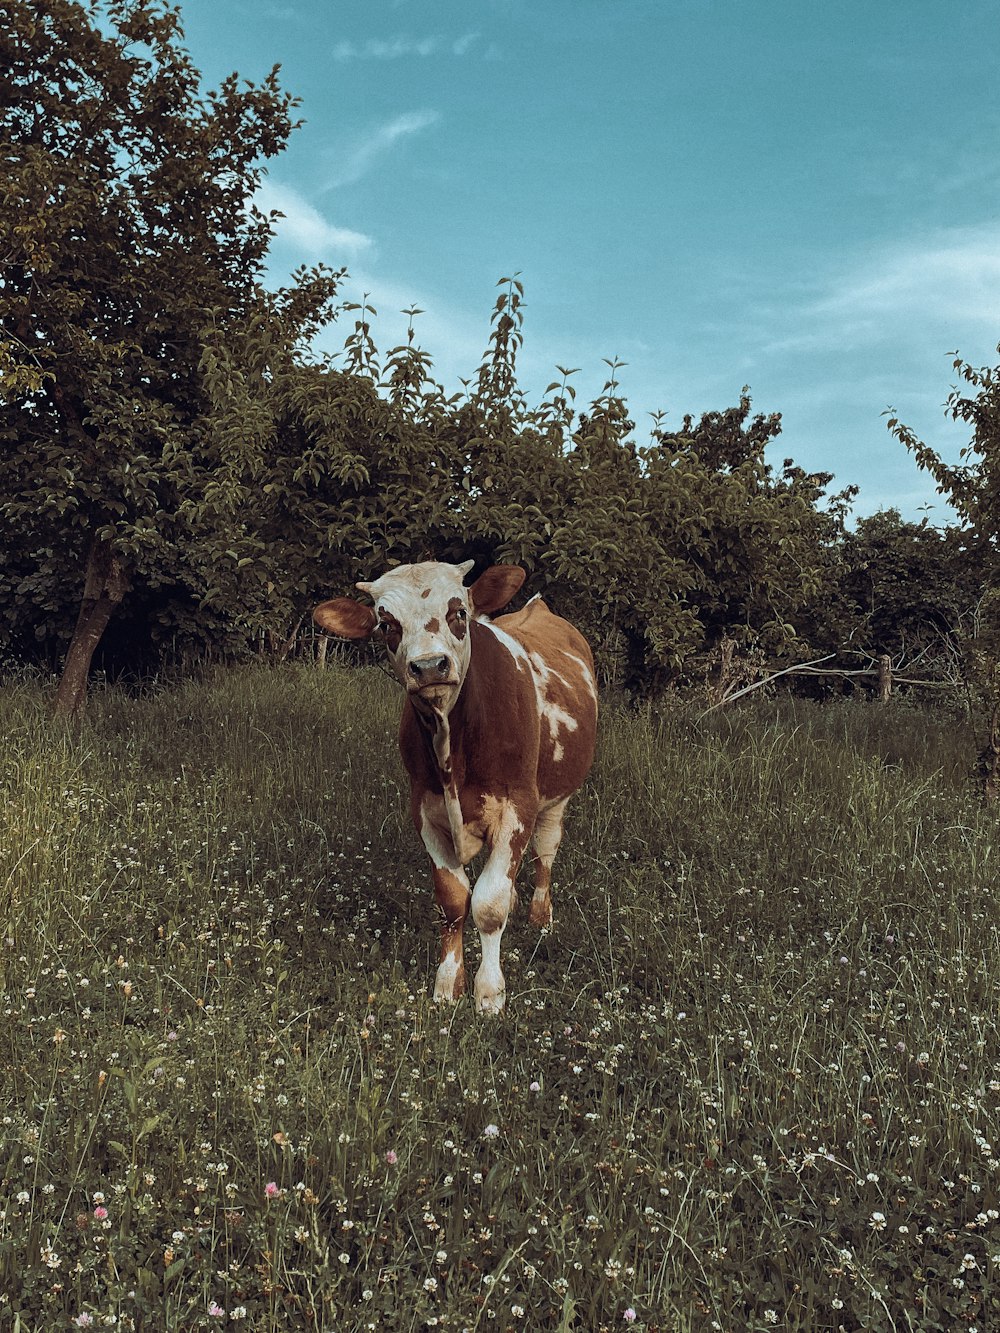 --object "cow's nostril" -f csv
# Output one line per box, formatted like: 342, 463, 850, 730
436, 656, 448, 673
